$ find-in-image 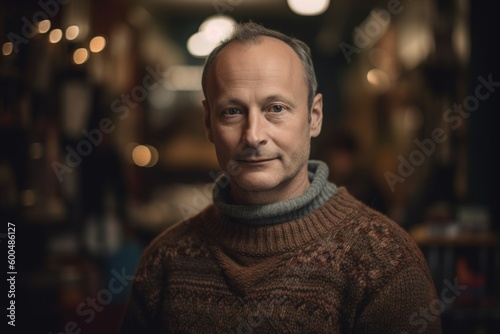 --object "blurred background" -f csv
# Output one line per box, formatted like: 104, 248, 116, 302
1, 0, 499, 333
